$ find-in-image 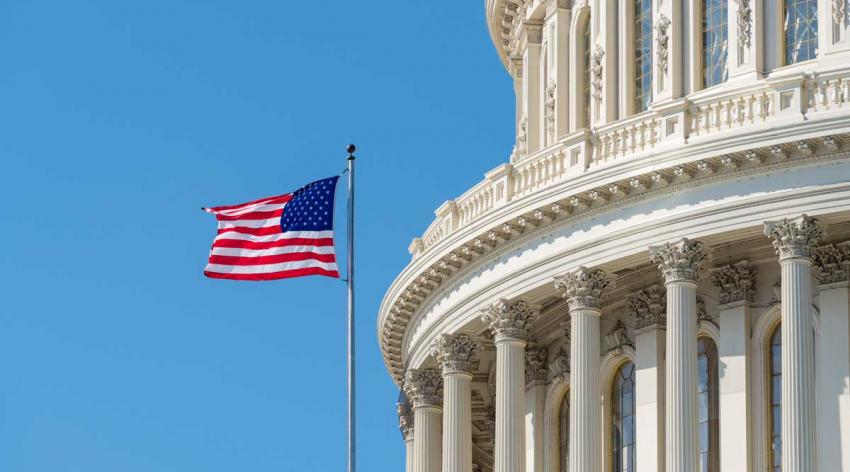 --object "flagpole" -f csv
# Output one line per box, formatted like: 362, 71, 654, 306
345, 144, 356, 472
